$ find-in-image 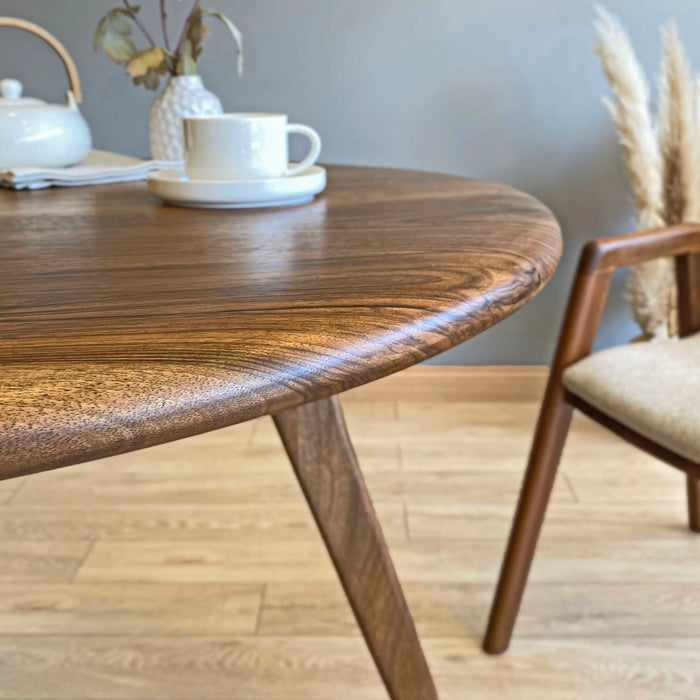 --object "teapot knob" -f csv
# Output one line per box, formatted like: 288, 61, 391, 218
0, 79, 22, 99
